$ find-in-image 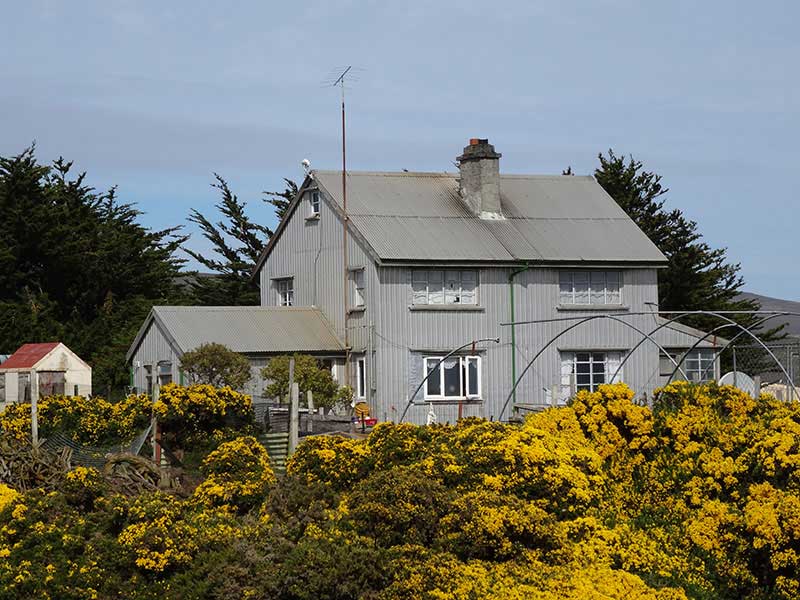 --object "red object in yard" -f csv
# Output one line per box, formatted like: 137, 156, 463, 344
351, 416, 378, 427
